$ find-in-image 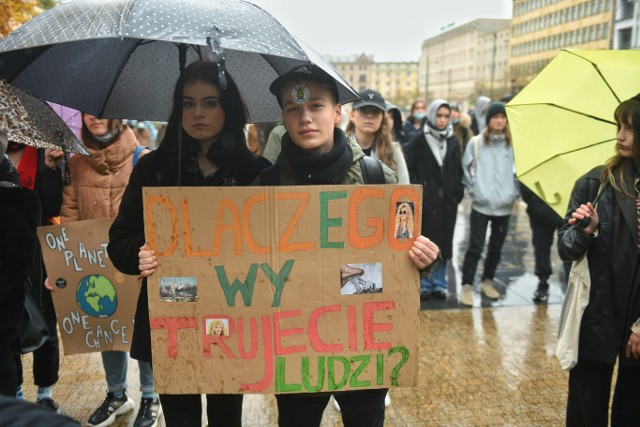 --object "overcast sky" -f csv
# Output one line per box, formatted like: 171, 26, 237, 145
253, 0, 513, 62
